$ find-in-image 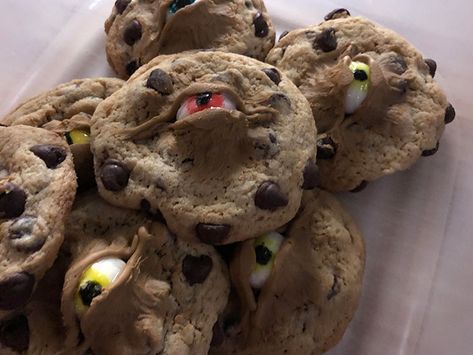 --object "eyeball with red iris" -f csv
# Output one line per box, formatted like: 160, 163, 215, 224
249, 231, 284, 289
176, 92, 236, 120
345, 61, 371, 115
74, 257, 126, 314
167, 0, 201, 20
